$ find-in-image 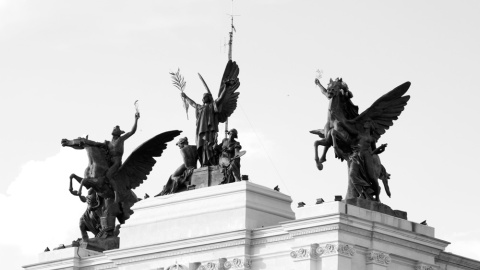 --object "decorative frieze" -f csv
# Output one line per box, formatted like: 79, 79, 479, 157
290, 244, 321, 261
289, 225, 339, 237
315, 243, 356, 257
290, 248, 311, 259
224, 258, 251, 269
366, 250, 391, 265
